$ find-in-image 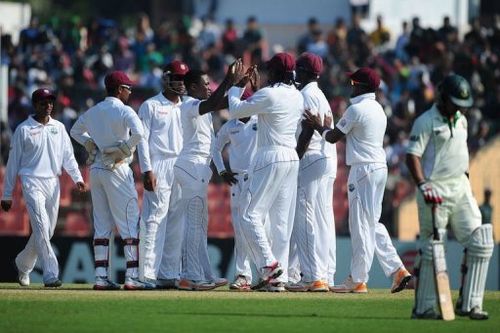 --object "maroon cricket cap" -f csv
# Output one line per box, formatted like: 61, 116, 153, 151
296, 52, 323, 75
347, 67, 381, 91
163, 60, 190, 76
104, 71, 134, 89
266, 53, 296, 73
32, 88, 56, 103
